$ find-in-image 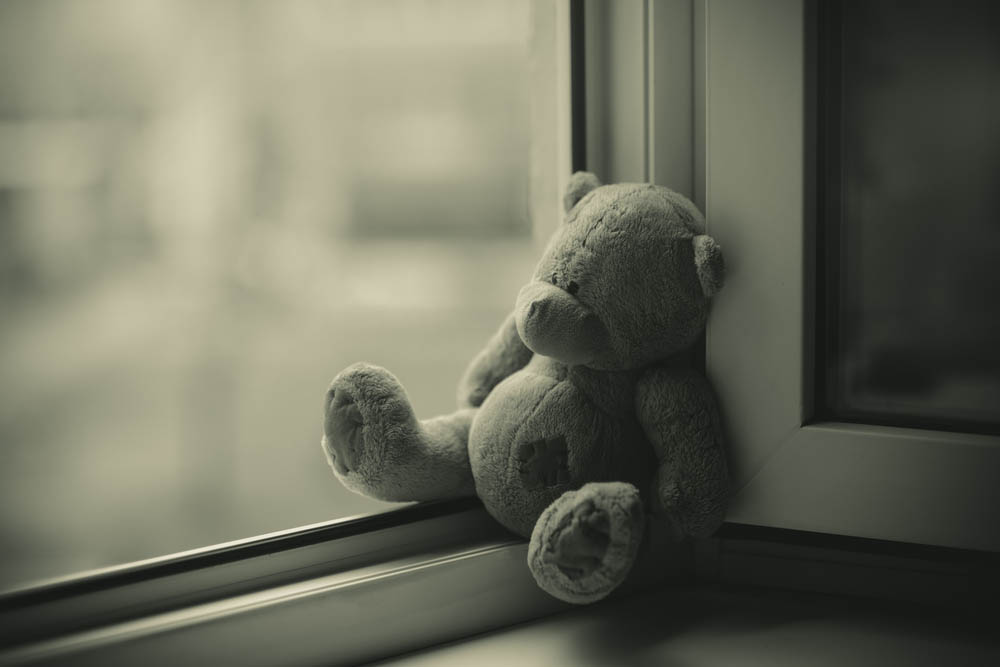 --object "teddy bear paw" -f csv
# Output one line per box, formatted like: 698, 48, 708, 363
322, 362, 419, 485
527, 482, 644, 604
